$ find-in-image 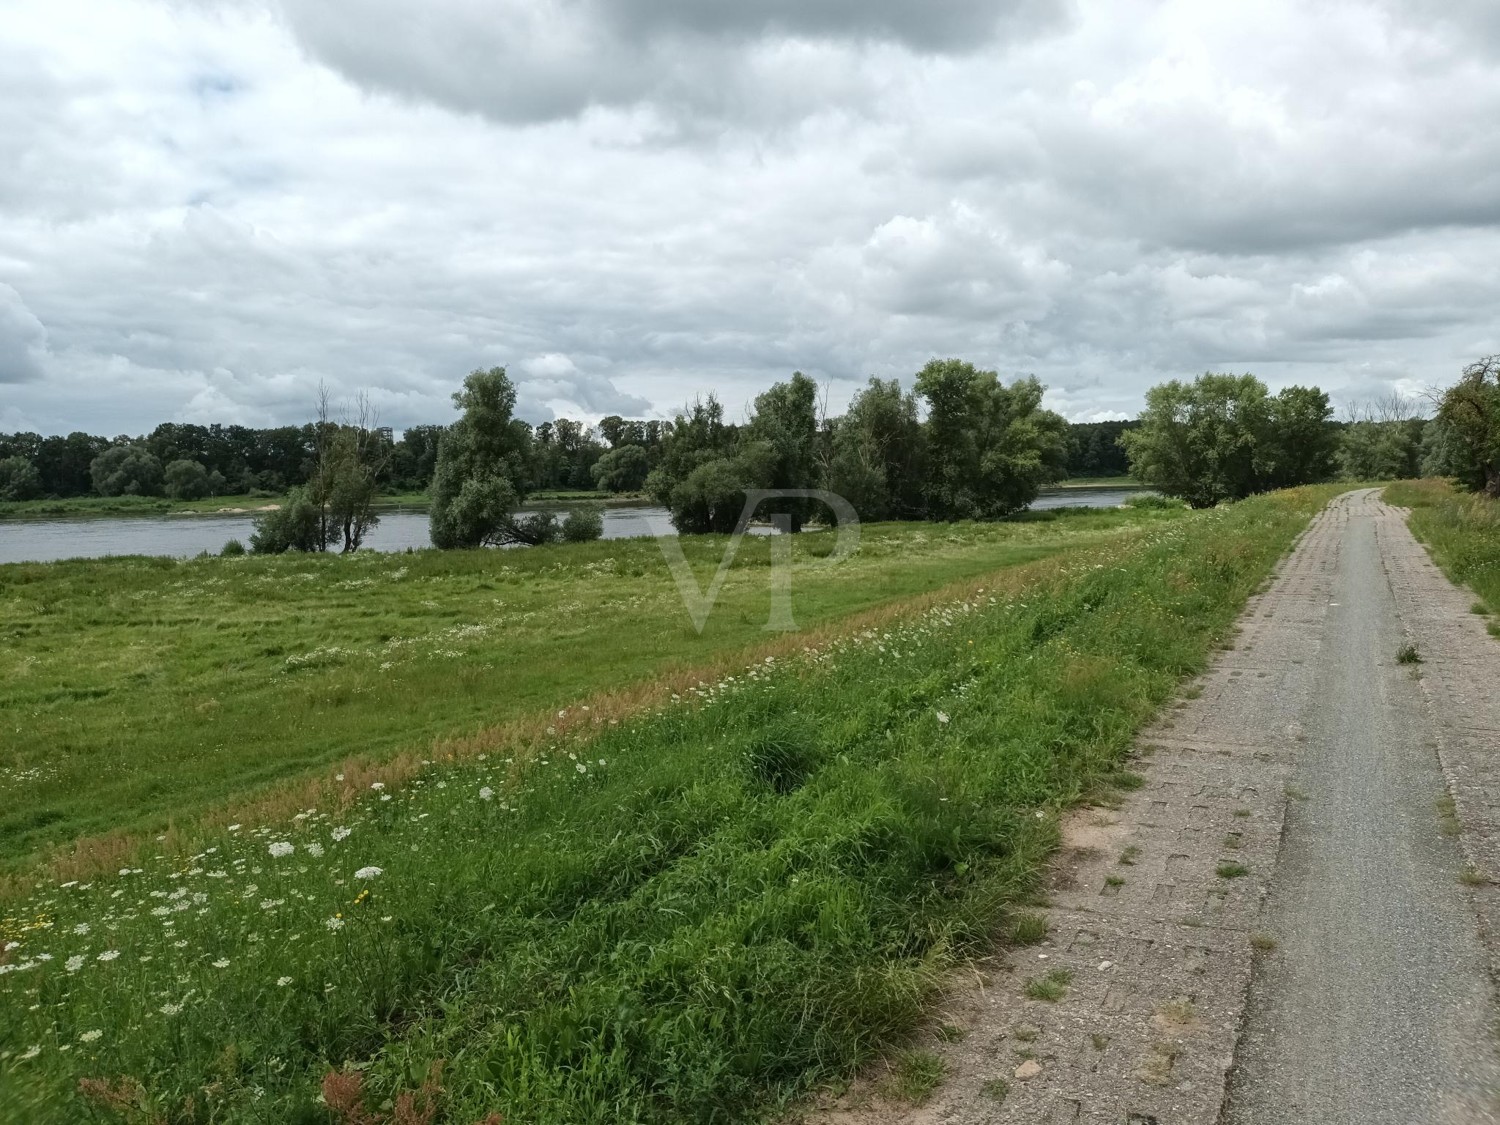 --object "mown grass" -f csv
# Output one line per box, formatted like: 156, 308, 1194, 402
1, 509, 1173, 866
1385, 479, 1500, 624
0, 486, 1340, 1123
